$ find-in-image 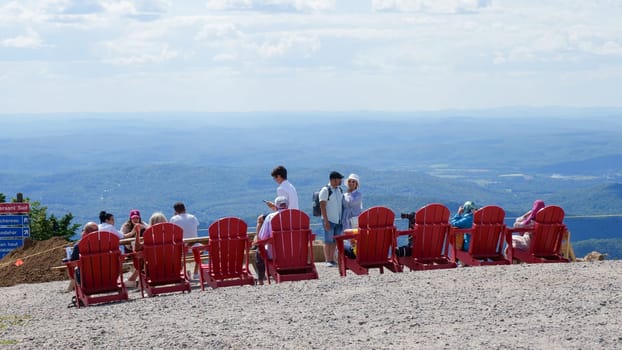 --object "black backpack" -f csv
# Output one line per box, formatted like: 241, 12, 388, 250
312, 186, 342, 217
